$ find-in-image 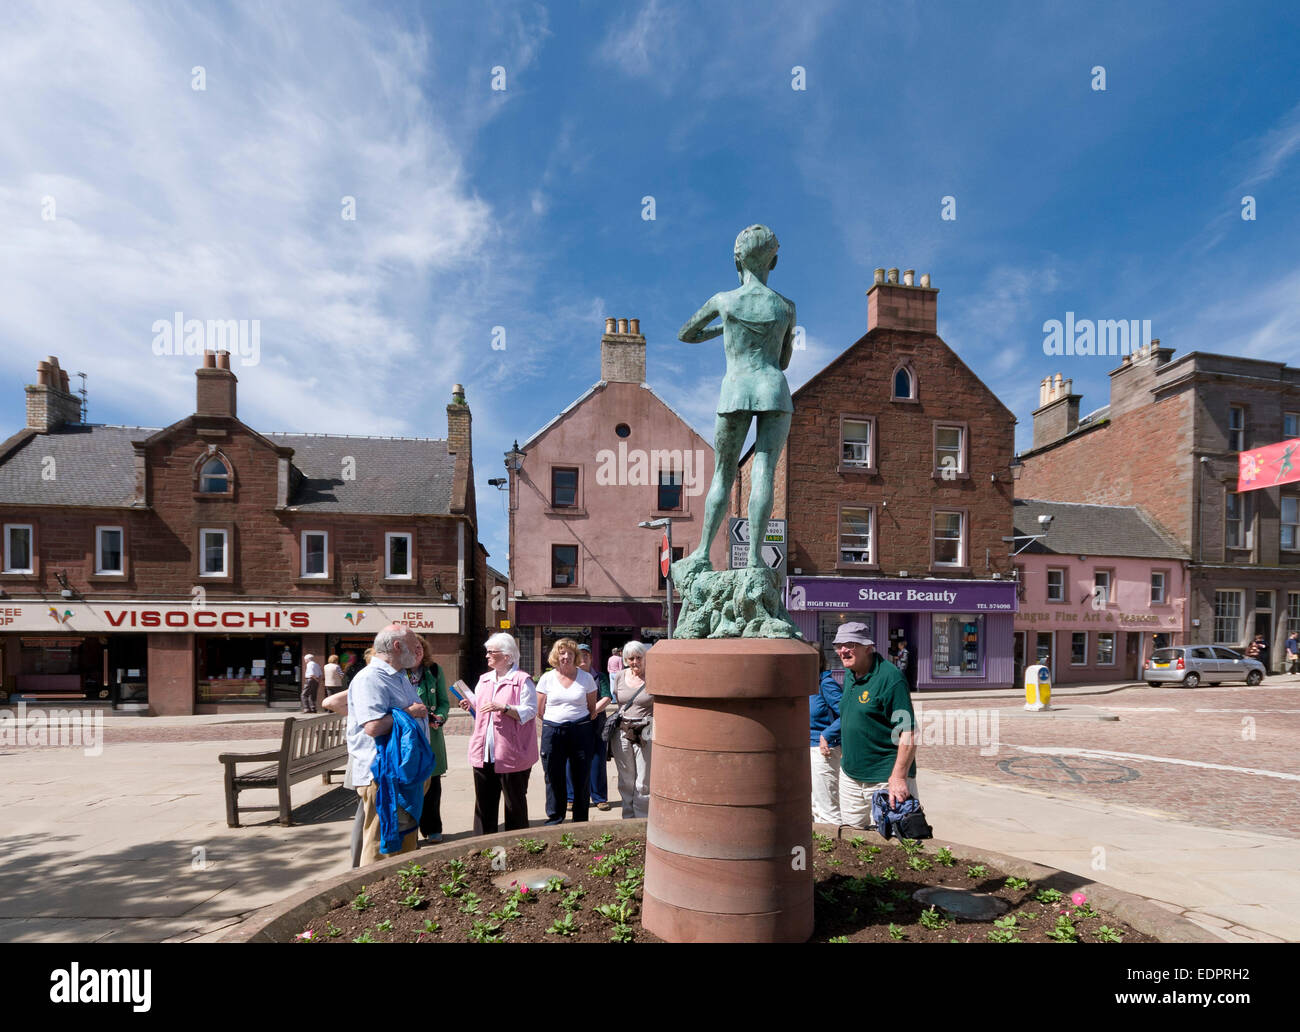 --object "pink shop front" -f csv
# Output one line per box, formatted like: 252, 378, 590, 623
786, 576, 1018, 691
